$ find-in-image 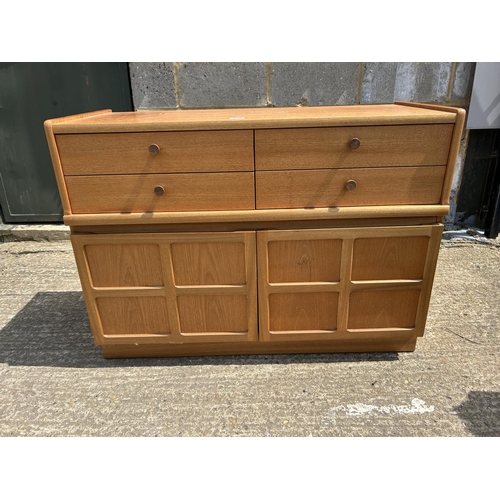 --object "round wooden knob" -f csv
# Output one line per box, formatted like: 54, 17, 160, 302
154, 185, 165, 196
349, 138, 361, 149
346, 180, 357, 191
149, 143, 160, 155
